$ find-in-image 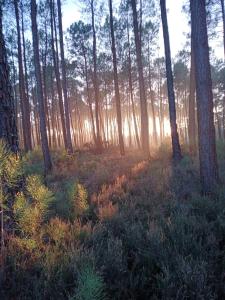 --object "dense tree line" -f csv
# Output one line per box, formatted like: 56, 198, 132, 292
1, 0, 225, 192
